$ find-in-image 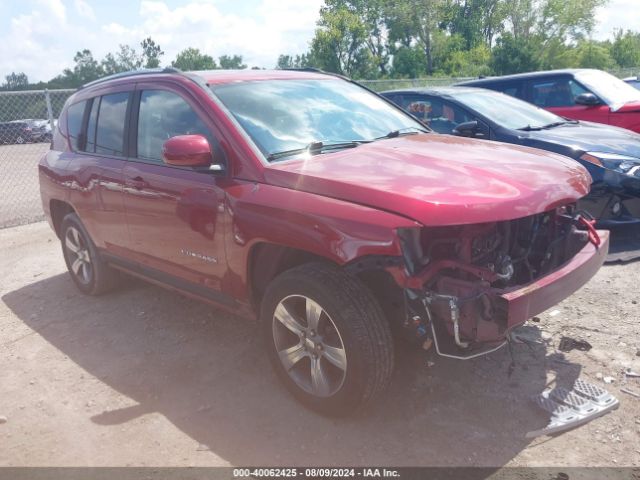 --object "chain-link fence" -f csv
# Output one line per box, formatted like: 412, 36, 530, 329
0, 89, 74, 228
359, 76, 472, 91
